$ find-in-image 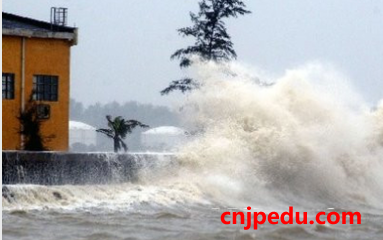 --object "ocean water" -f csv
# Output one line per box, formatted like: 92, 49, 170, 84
3, 62, 383, 239
3, 183, 383, 240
